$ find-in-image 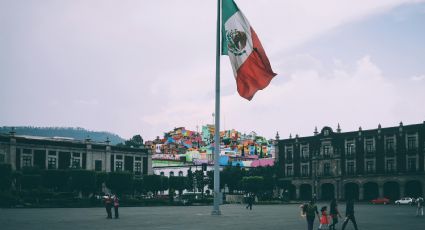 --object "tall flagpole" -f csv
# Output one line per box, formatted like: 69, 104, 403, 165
212, 0, 222, 216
